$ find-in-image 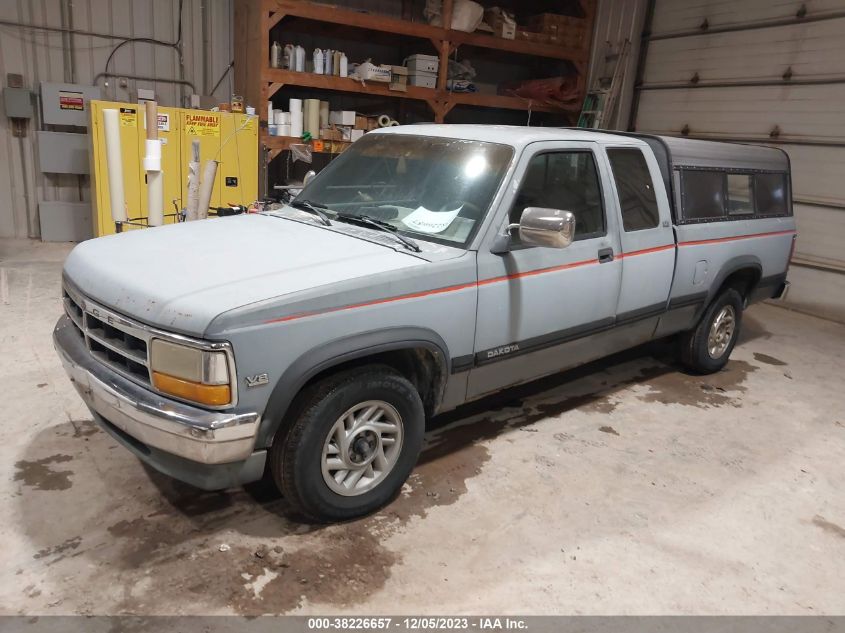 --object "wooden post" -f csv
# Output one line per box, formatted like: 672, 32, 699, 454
435, 0, 454, 123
